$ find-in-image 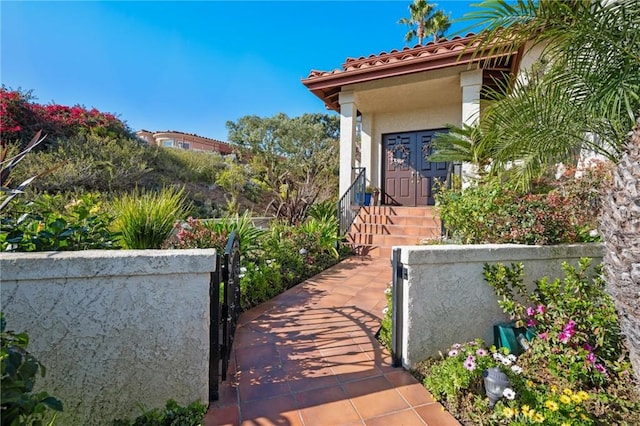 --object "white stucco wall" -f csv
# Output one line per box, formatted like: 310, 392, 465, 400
396, 243, 604, 368
0, 249, 217, 425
